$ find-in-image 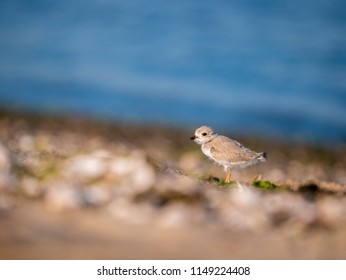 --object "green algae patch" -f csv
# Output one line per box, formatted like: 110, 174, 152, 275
199, 176, 237, 189
252, 180, 278, 190
218, 180, 237, 189
12, 161, 58, 181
